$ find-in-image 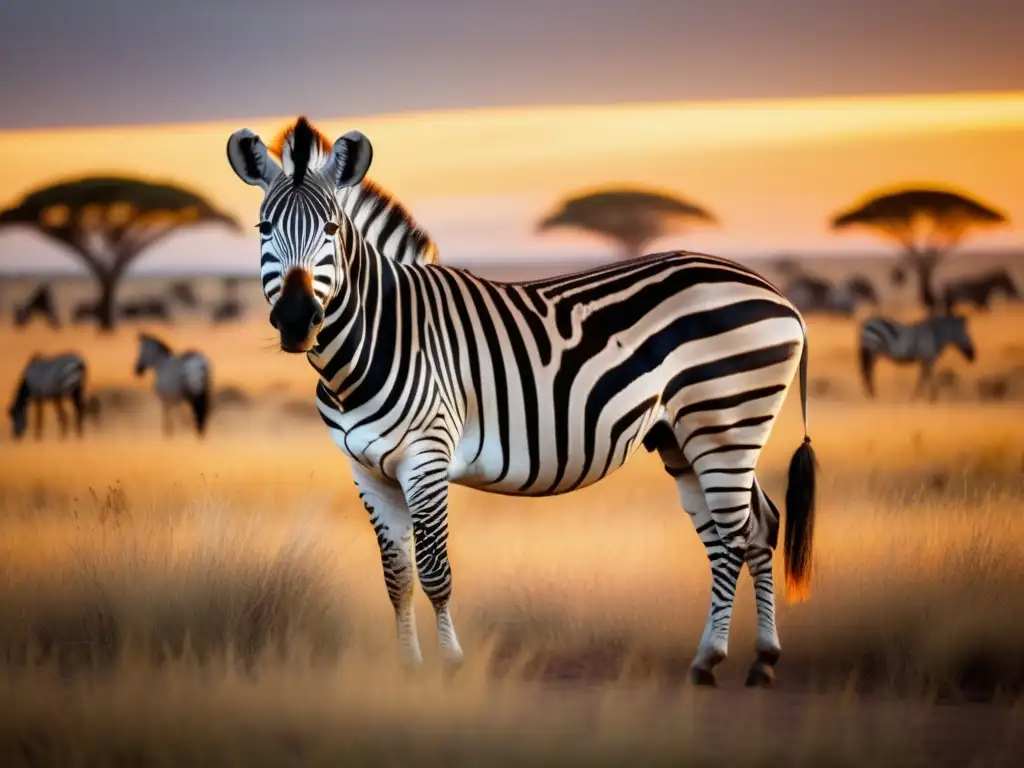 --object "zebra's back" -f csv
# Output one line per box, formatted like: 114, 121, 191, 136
155, 352, 210, 401
23, 353, 86, 398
